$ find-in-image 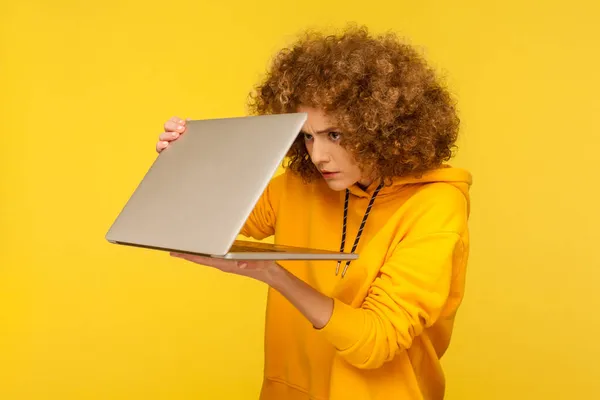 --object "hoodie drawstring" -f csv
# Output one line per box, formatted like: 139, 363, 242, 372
336, 182, 384, 278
